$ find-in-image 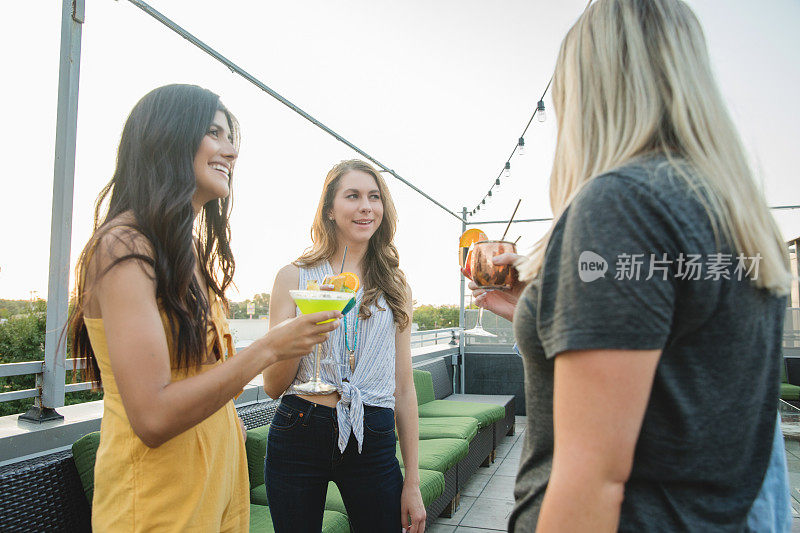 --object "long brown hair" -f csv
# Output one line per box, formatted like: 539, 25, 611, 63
295, 159, 409, 329
70, 84, 239, 385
